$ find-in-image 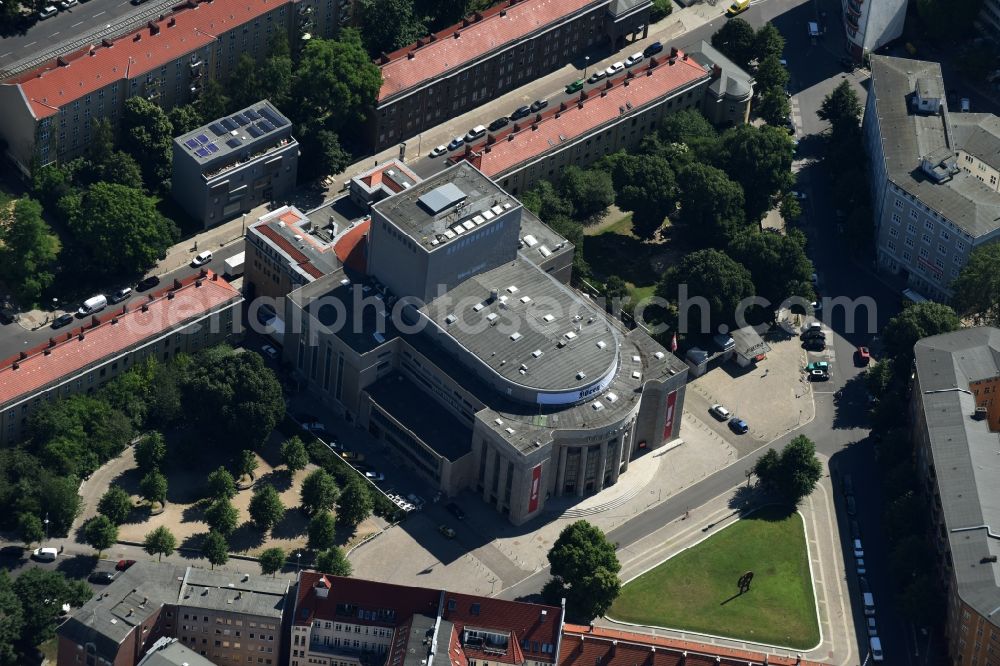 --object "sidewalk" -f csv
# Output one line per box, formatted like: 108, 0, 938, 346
603, 455, 856, 666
